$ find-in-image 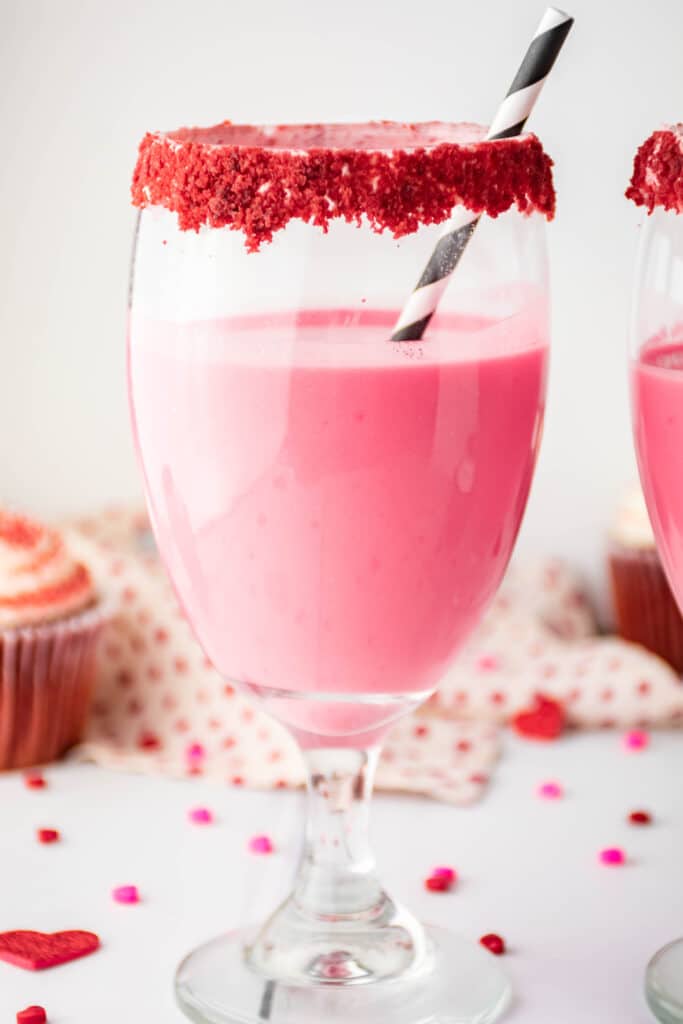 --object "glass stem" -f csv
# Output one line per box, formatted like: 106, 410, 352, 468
247, 743, 425, 984
294, 746, 385, 921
